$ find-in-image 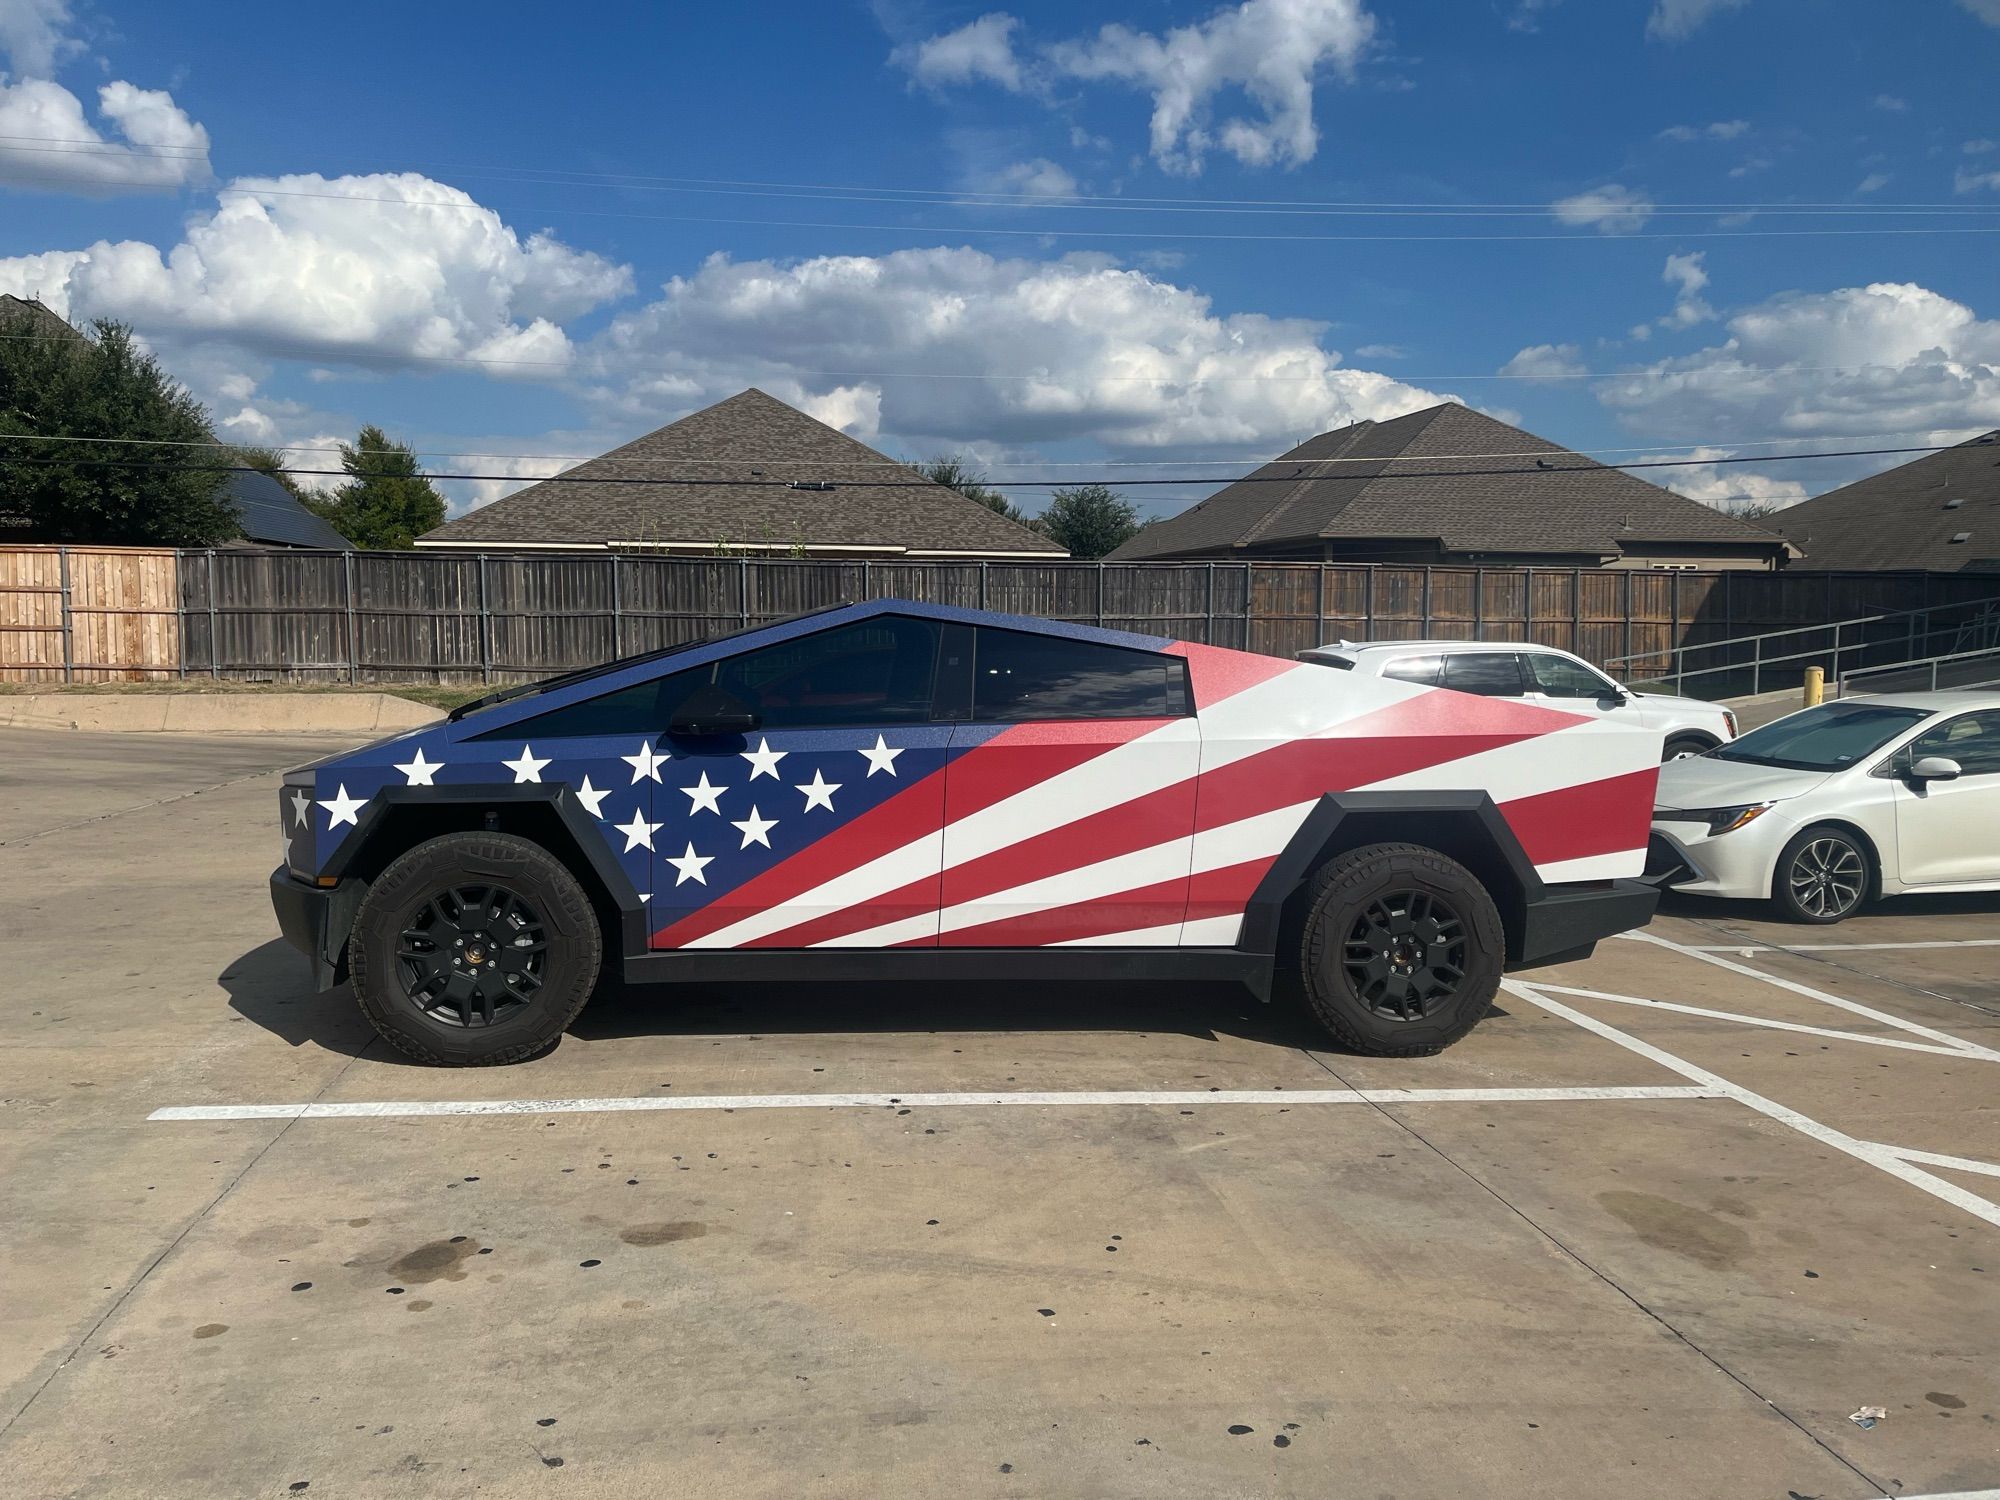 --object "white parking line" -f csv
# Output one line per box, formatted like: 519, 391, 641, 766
1682, 939, 2000, 954
147, 1084, 1723, 1123
1507, 980, 2000, 1231
1874, 1145, 2000, 1181
1628, 931, 2000, 1062
1530, 982, 1991, 1061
